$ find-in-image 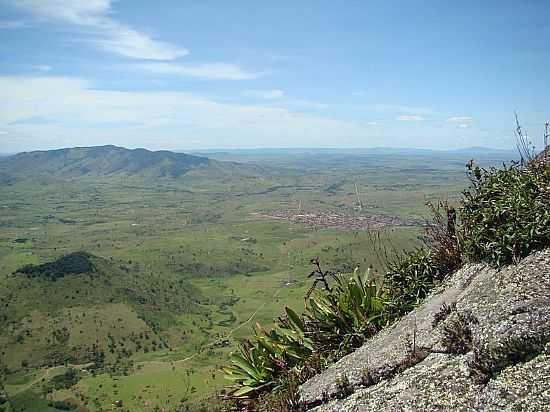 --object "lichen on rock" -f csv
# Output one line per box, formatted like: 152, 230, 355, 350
299, 248, 550, 411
